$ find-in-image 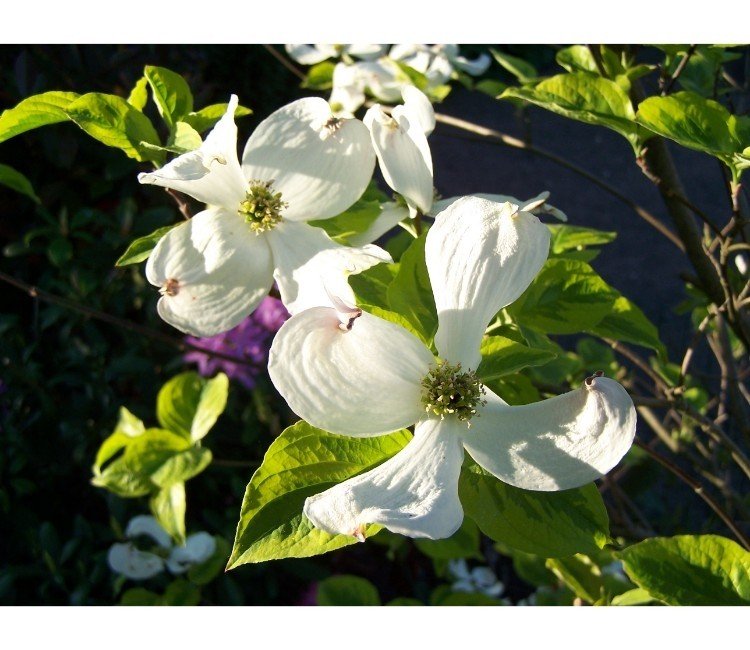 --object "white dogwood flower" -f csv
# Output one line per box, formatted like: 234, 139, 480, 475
285, 44, 388, 65
268, 196, 636, 540
139, 95, 389, 336
107, 516, 217, 580
448, 559, 505, 598
390, 44, 491, 89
